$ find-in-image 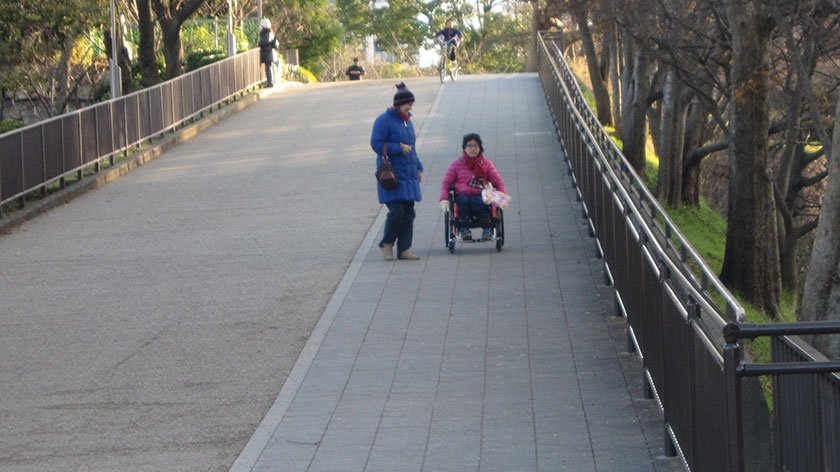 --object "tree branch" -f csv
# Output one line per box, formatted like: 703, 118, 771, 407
795, 217, 820, 239
774, 182, 794, 229
687, 140, 729, 166
797, 170, 829, 190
